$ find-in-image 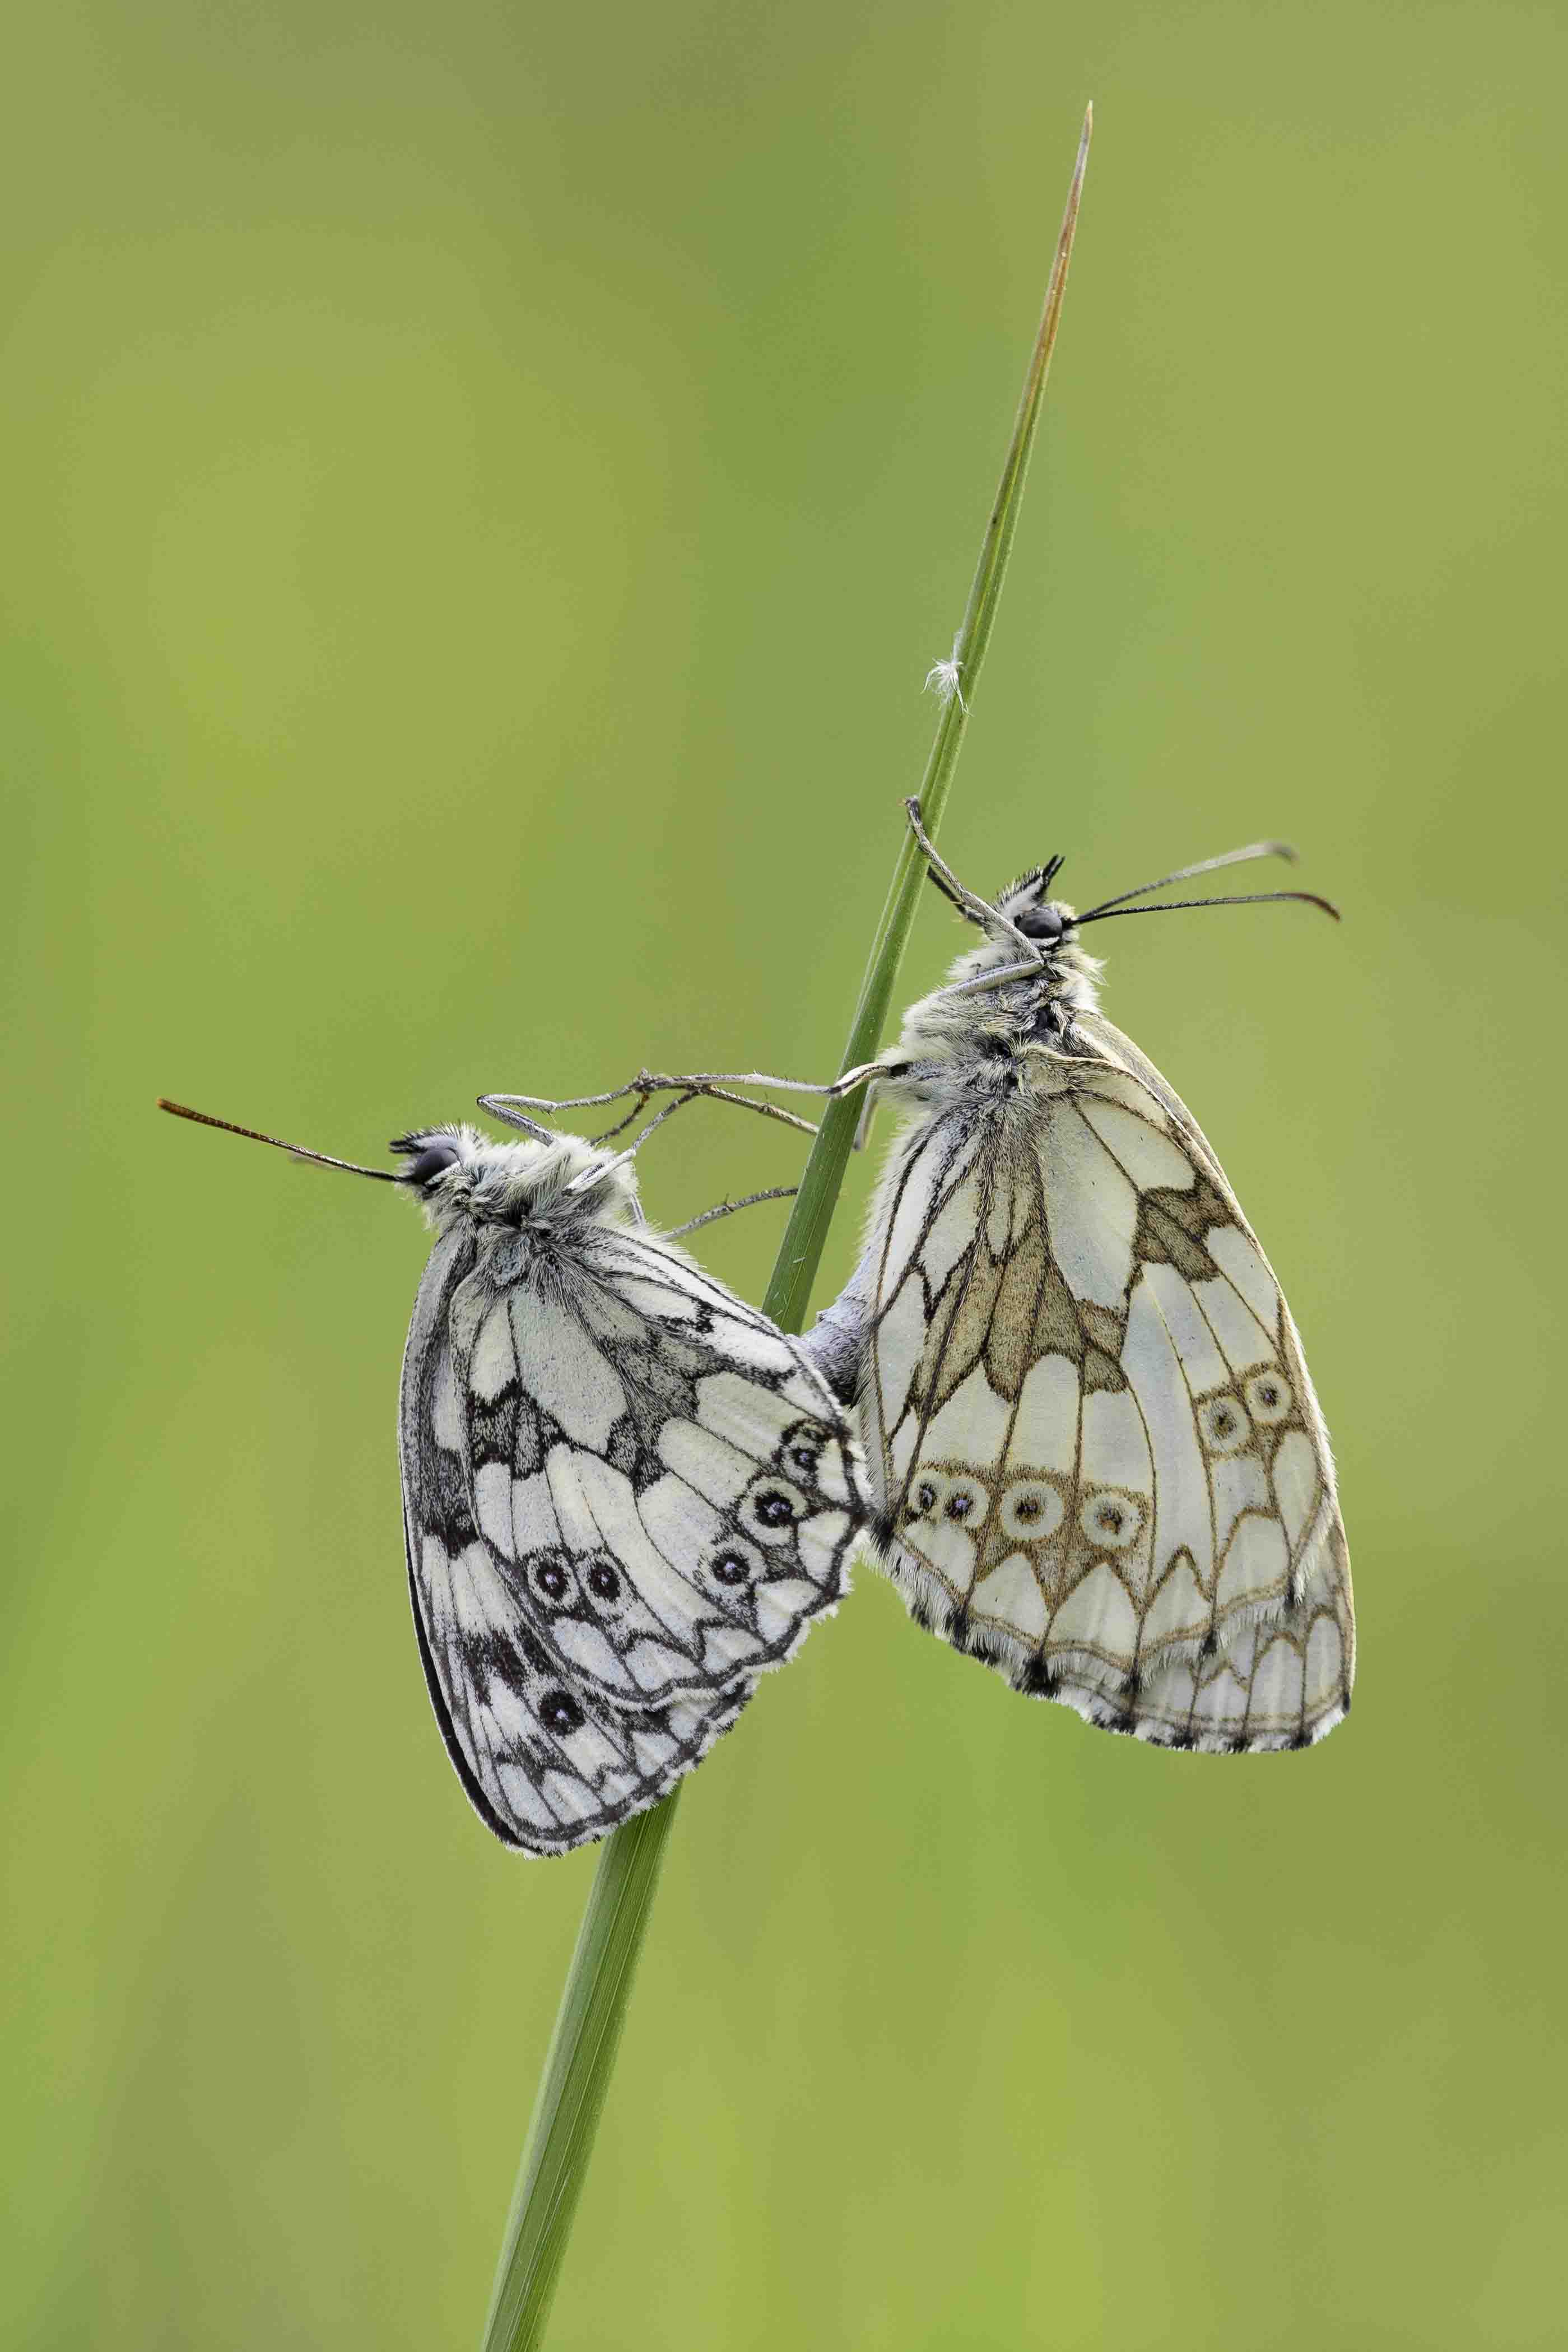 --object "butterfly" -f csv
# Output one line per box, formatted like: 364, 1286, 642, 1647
157, 1097, 861, 1853
803, 802, 1355, 1751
